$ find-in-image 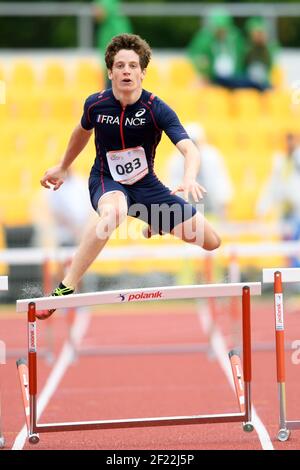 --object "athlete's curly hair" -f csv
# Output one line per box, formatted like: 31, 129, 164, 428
105, 34, 152, 71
